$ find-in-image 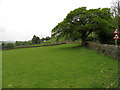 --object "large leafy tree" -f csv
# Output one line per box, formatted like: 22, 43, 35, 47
52, 7, 113, 45
52, 20, 73, 41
